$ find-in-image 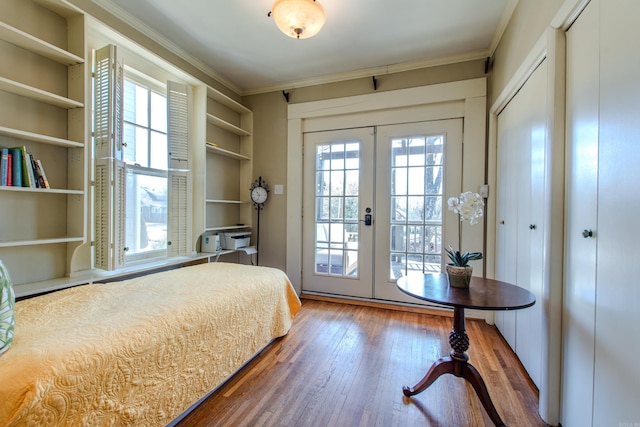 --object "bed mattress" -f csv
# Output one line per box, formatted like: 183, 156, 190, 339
0, 262, 301, 426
